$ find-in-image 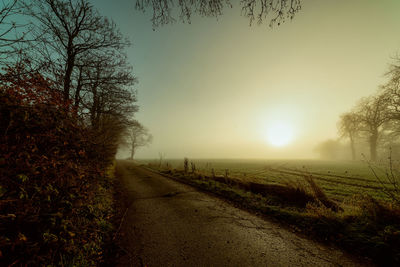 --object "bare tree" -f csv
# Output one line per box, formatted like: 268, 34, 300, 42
383, 56, 400, 123
11, 0, 140, 162
125, 121, 152, 160
0, 0, 30, 67
135, 0, 301, 28
19, 0, 139, 139
355, 94, 390, 161
75, 49, 138, 128
337, 112, 361, 160
25, 0, 130, 101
